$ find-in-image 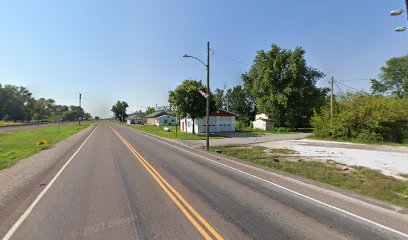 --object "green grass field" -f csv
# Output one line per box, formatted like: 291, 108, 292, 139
126, 124, 224, 140
0, 121, 25, 126
211, 145, 408, 208
0, 121, 96, 170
